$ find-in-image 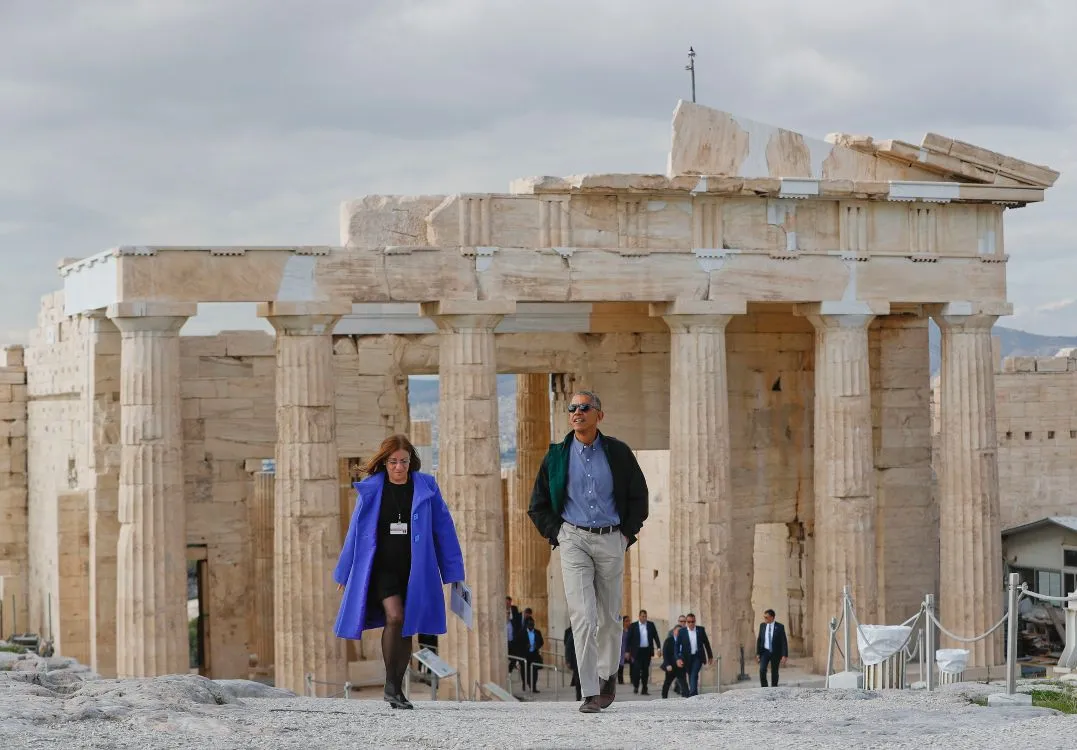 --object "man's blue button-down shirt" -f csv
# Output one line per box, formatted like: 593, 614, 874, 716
561, 435, 620, 528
